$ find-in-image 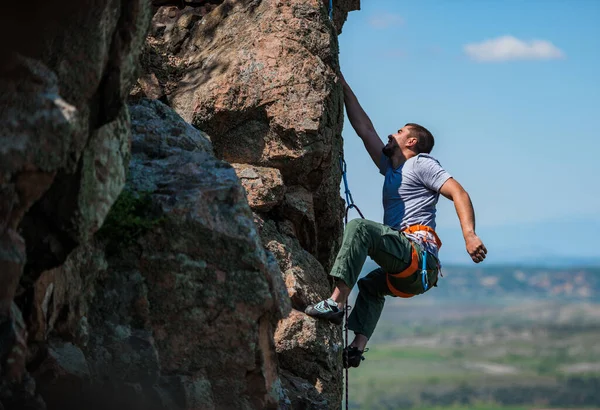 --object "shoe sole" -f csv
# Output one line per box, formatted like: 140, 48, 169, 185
304, 307, 344, 325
